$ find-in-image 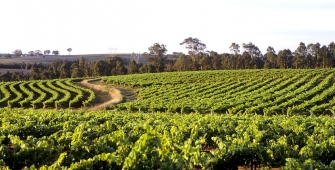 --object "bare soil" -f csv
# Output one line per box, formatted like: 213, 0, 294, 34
76, 78, 136, 111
